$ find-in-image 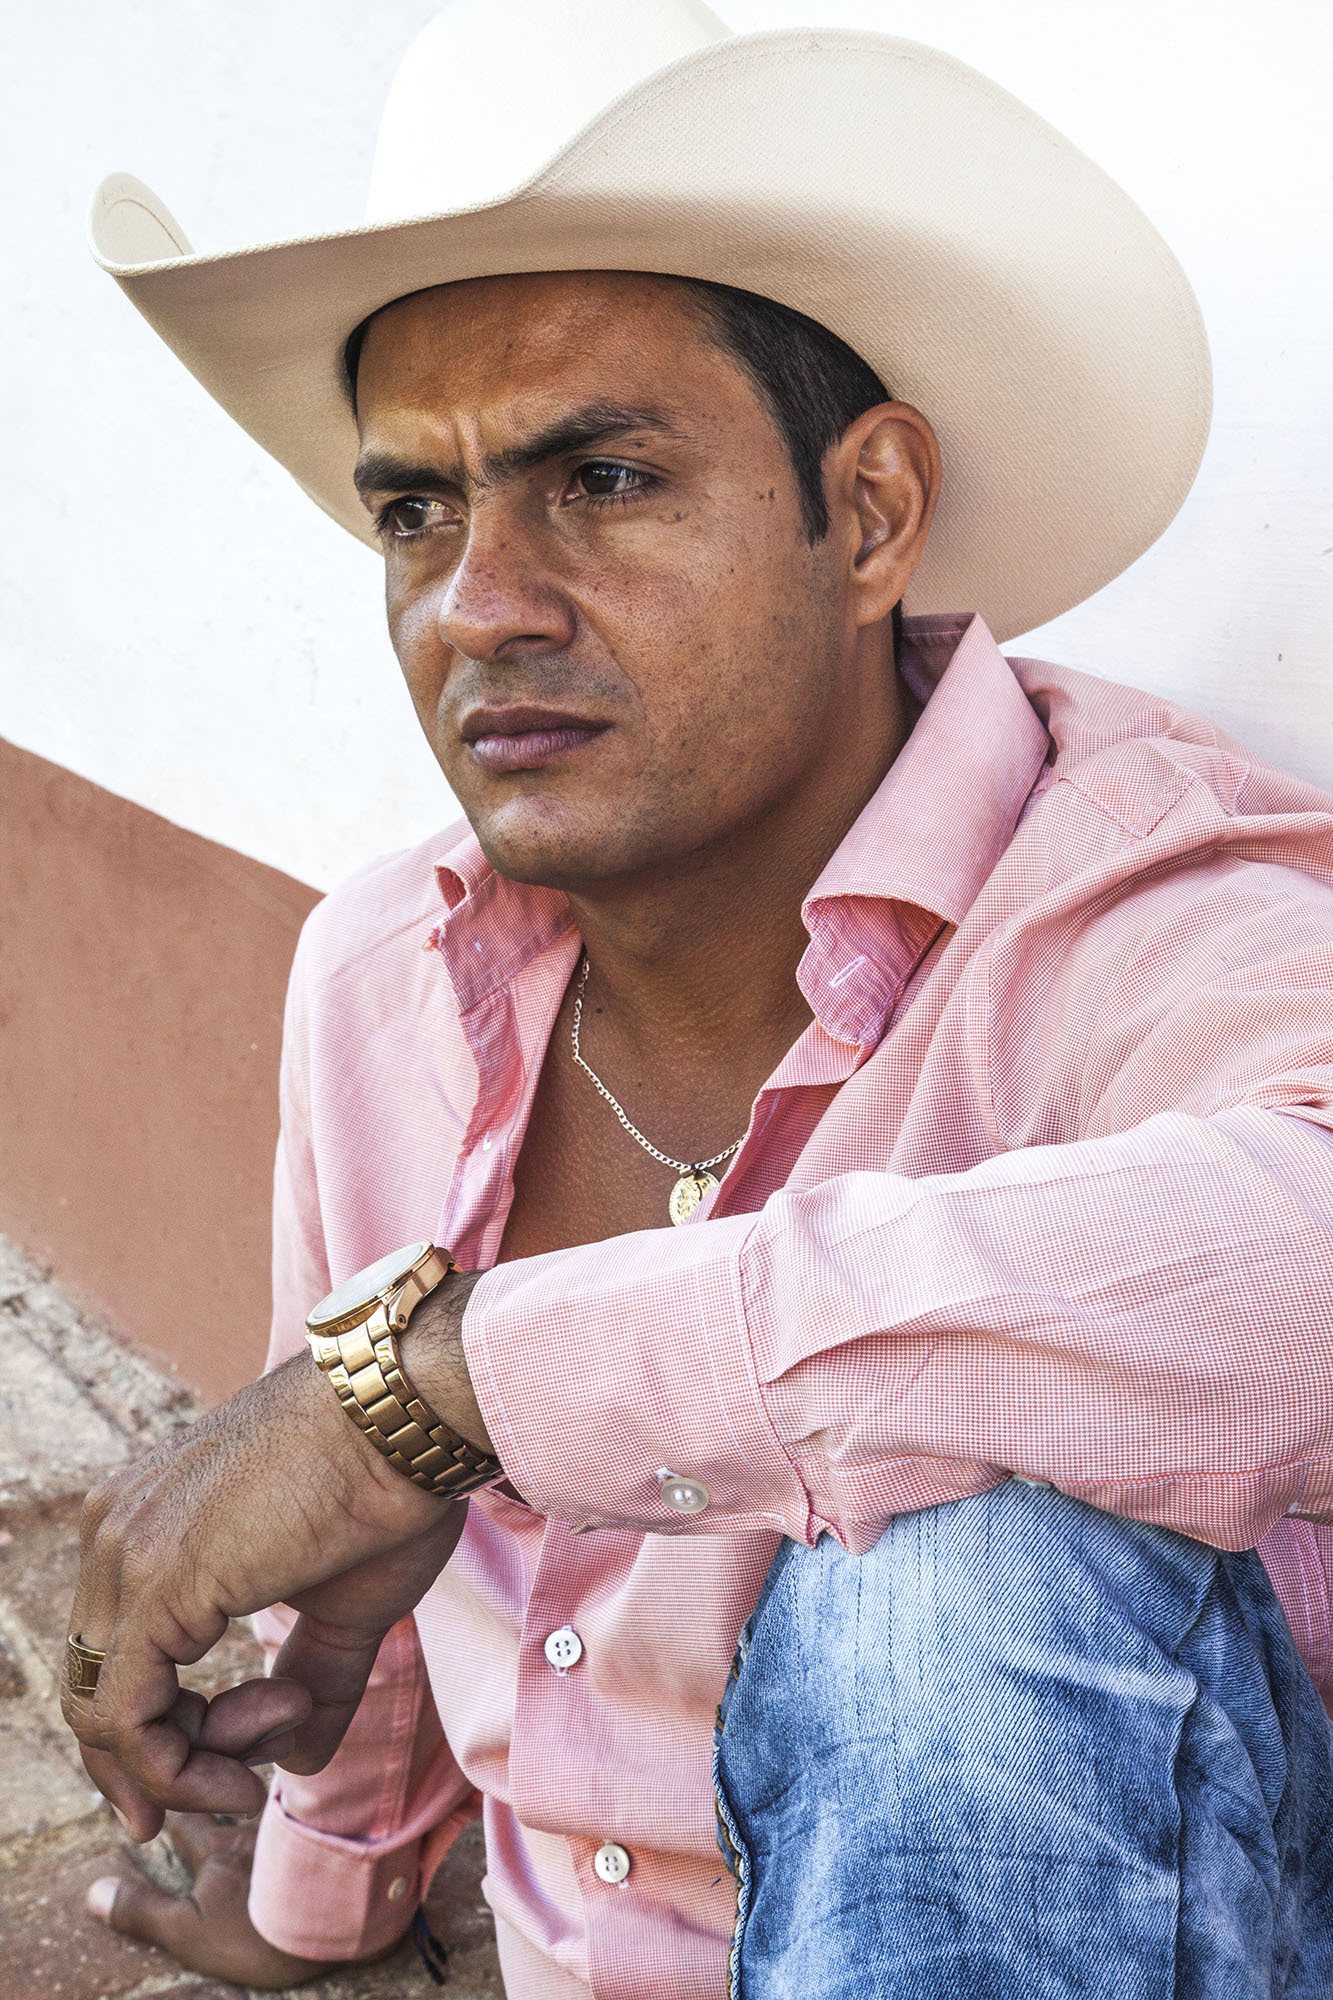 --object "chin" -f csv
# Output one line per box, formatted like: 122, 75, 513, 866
474, 799, 693, 892
477, 842, 624, 891
469, 808, 626, 891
